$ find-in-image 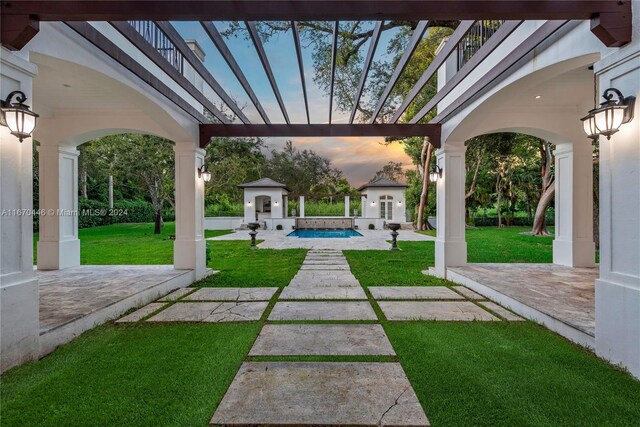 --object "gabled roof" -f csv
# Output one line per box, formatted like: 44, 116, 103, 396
237, 178, 290, 191
358, 178, 409, 191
